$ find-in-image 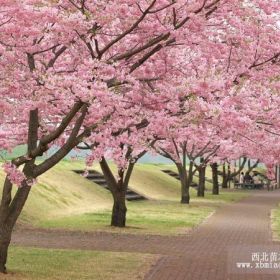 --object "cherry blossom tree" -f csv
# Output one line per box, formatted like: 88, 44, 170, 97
1, 0, 242, 272
0, 0, 279, 274
83, 120, 155, 227
0, 0, 203, 272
